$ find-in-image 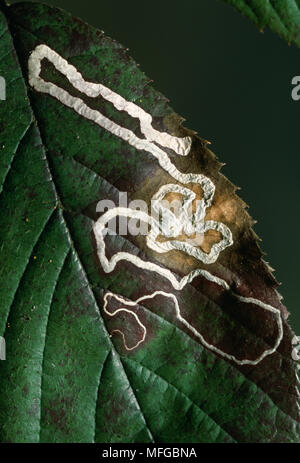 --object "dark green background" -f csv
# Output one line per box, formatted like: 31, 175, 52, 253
8, 0, 300, 333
